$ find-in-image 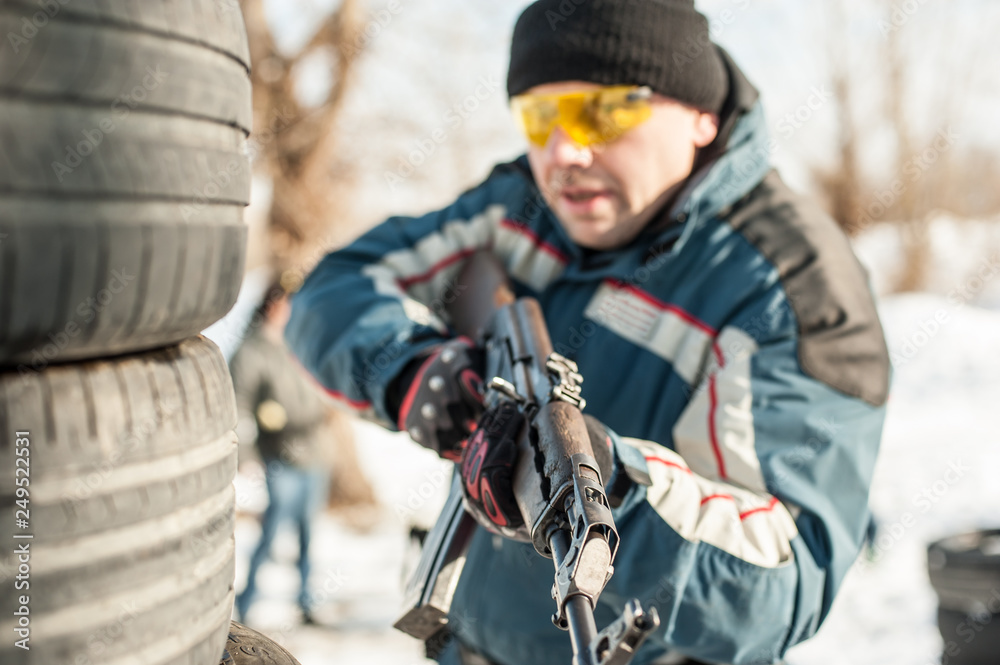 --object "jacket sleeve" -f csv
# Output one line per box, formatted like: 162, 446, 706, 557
284, 166, 528, 429
599, 290, 888, 665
